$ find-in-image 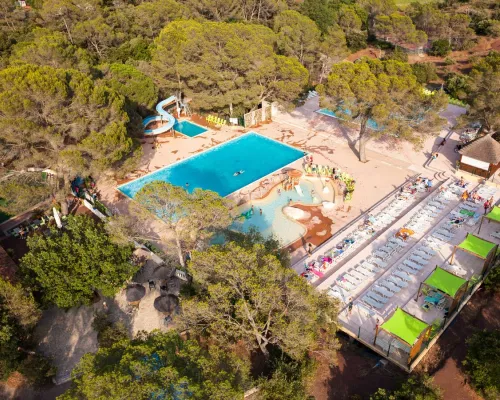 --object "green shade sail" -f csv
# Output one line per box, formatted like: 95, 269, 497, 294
424, 267, 467, 297
381, 308, 429, 346
485, 206, 500, 223
458, 234, 497, 259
